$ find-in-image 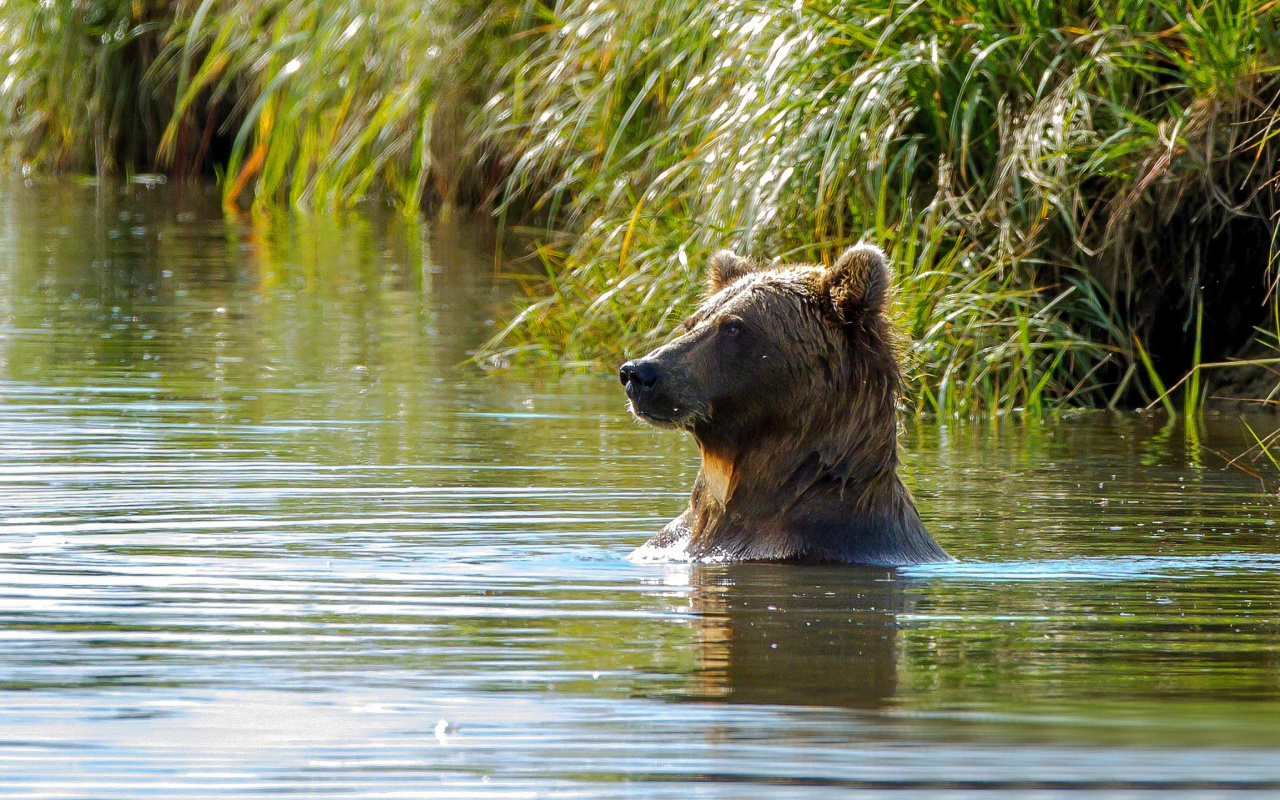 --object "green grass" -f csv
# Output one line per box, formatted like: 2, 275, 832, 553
0, 0, 512, 211
0, 0, 175, 175
474, 0, 1280, 415
3, 0, 1280, 416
